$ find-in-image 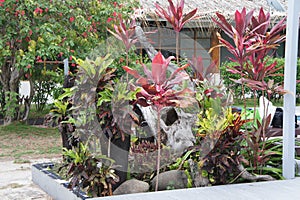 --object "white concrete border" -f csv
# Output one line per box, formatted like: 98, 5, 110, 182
32, 163, 300, 200
32, 164, 83, 200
